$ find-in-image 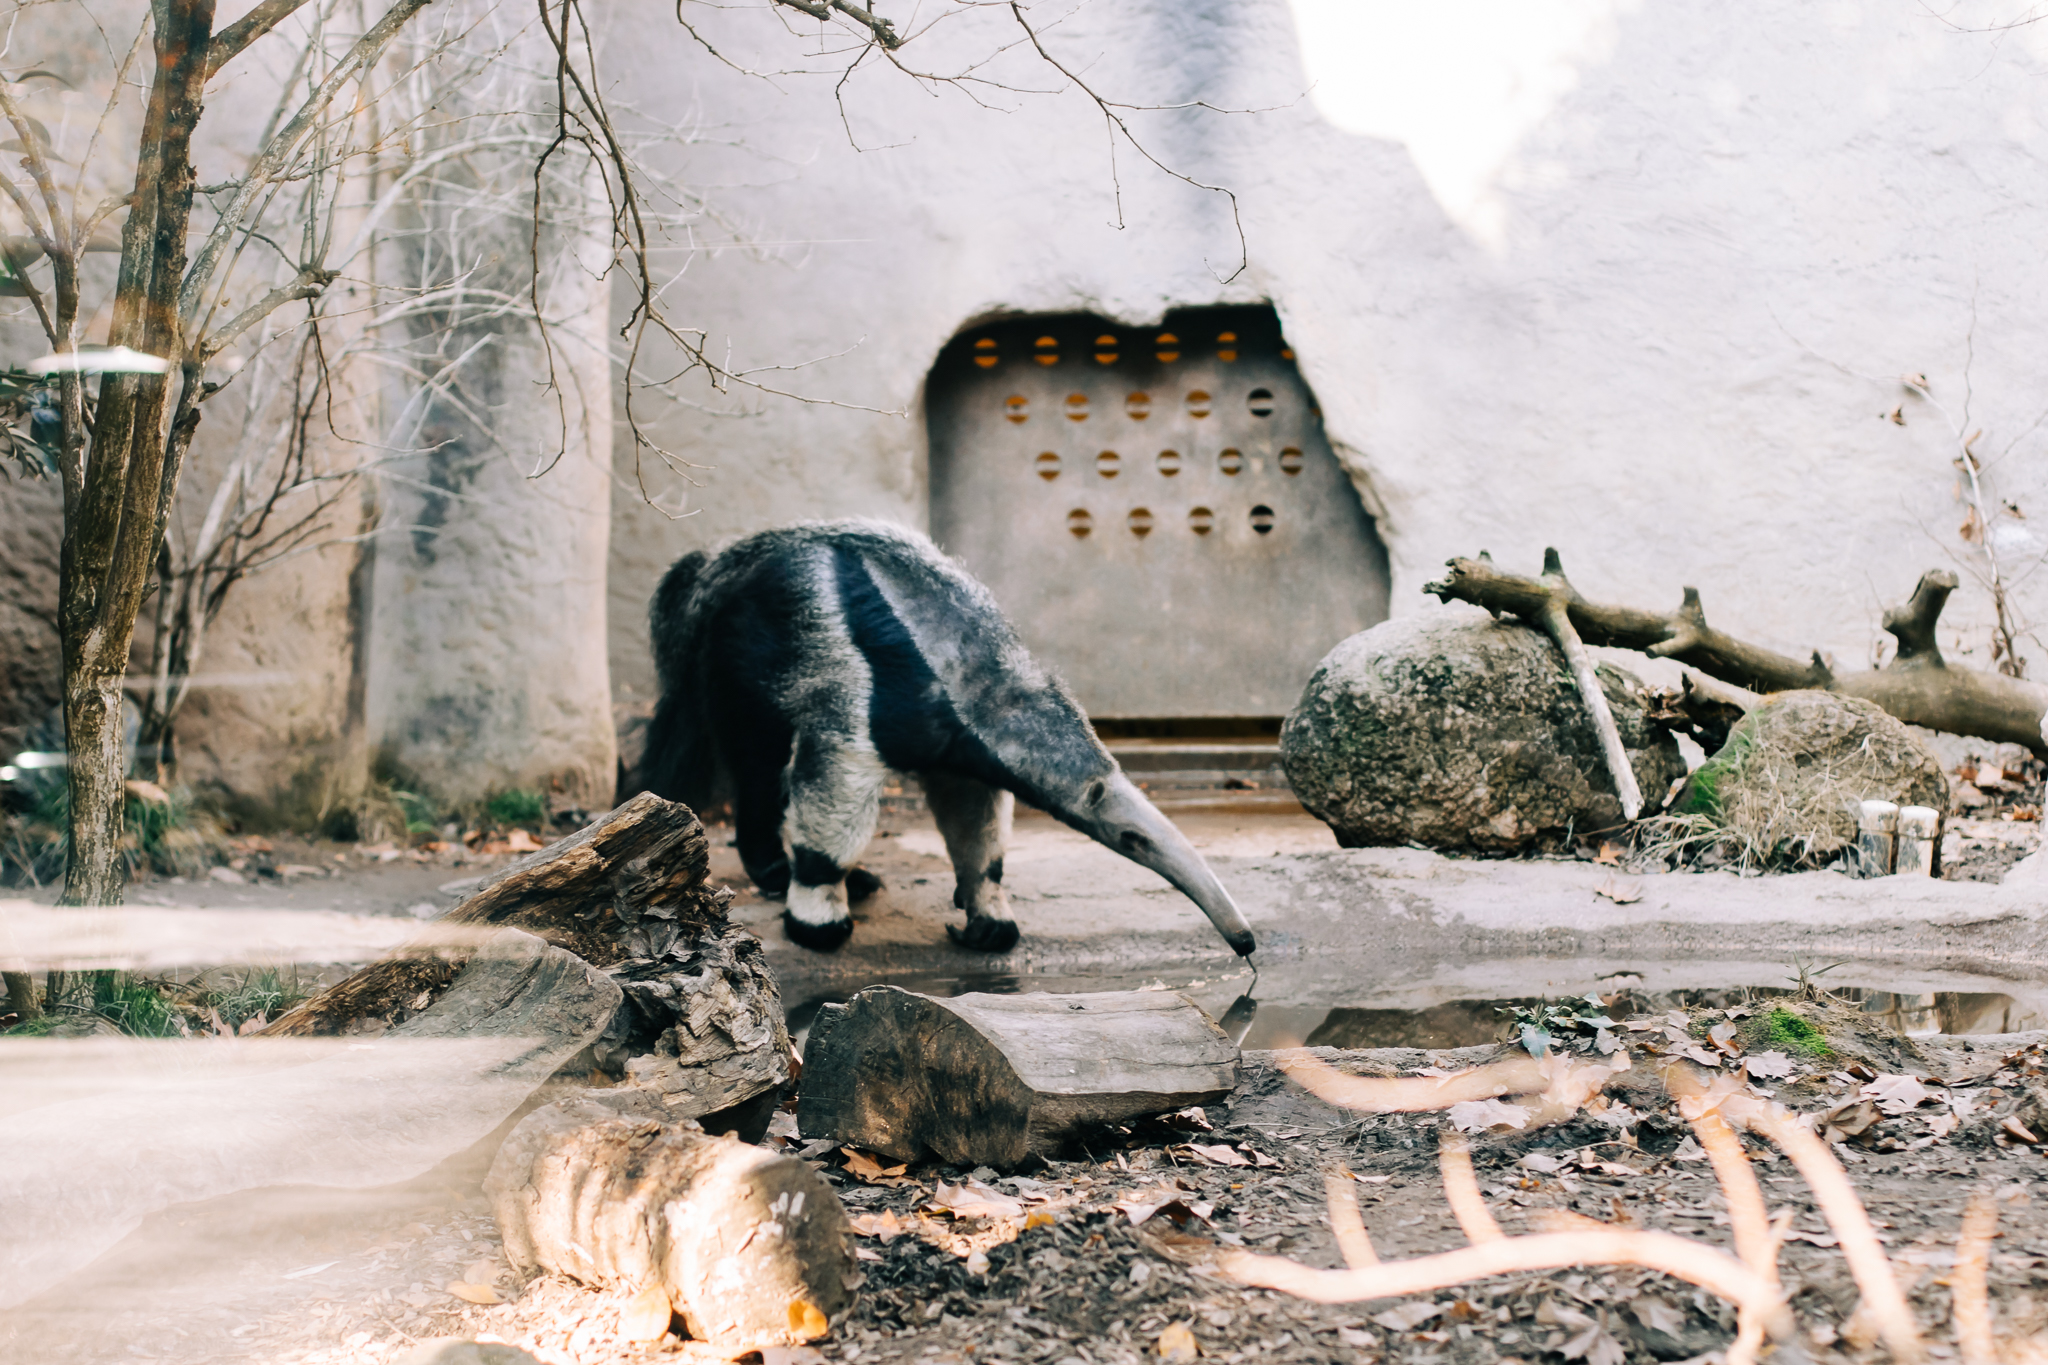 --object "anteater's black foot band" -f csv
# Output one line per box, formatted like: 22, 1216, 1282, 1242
783, 910, 853, 951
845, 866, 884, 902
947, 916, 1019, 953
